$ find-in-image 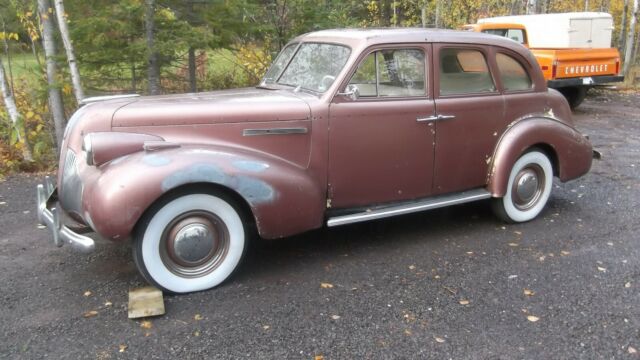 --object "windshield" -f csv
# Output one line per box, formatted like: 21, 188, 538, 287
262, 43, 351, 93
